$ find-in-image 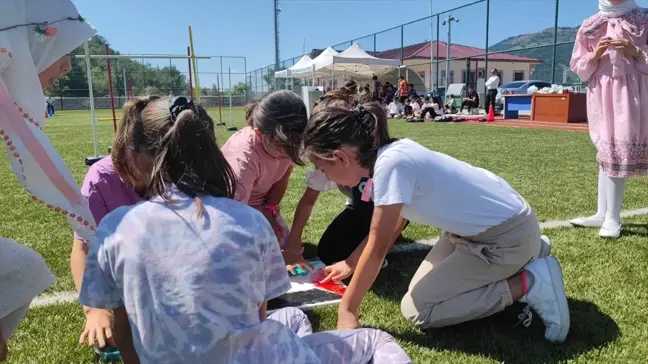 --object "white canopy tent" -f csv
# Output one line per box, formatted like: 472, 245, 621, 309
324, 43, 400, 79
291, 47, 339, 79
274, 54, 313, 78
